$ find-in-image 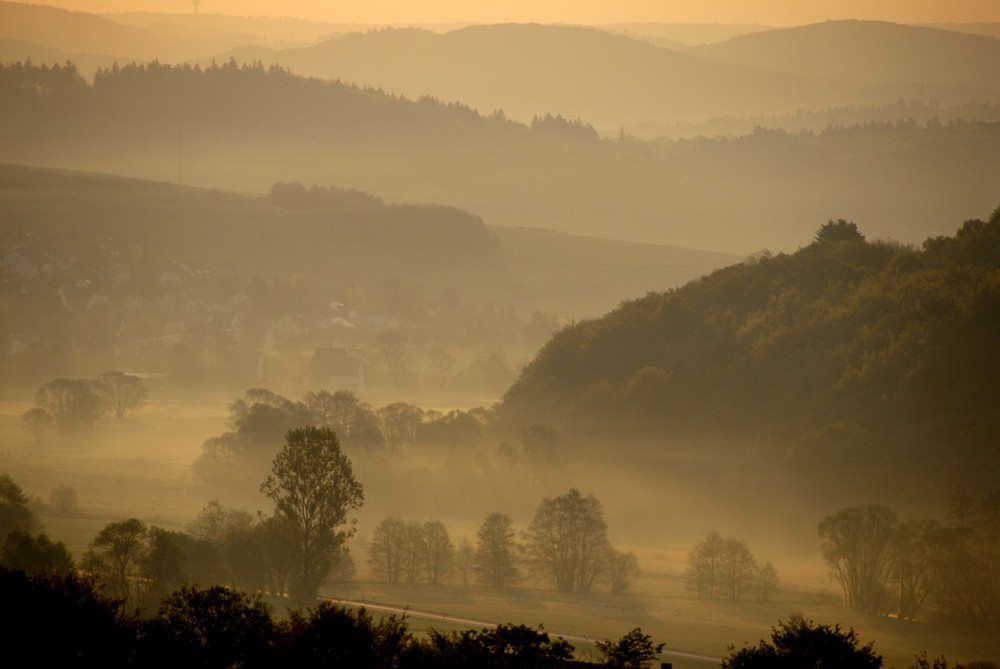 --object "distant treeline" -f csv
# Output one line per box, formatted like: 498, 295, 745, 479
0, 162, 497, 275
2, 60, 999, 250
501, 213, 1000, 485
0, 59, 592, 148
